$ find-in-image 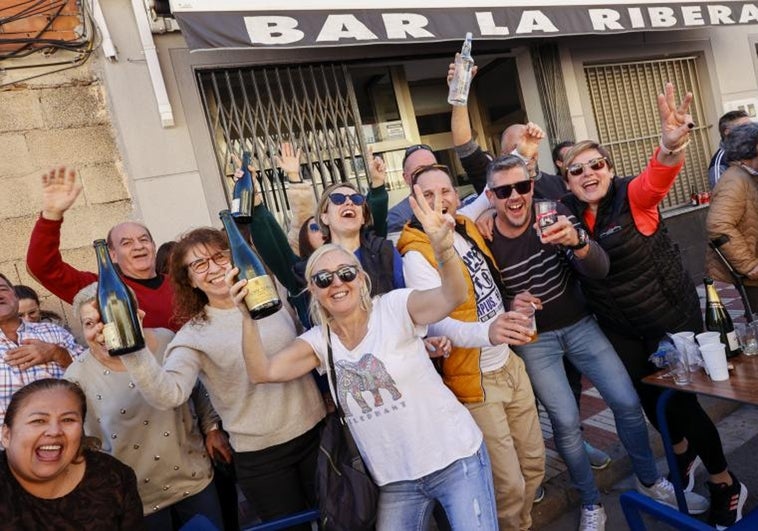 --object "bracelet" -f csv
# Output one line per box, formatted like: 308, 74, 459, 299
435, 247, 457, 266
660, 138, 691, 156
